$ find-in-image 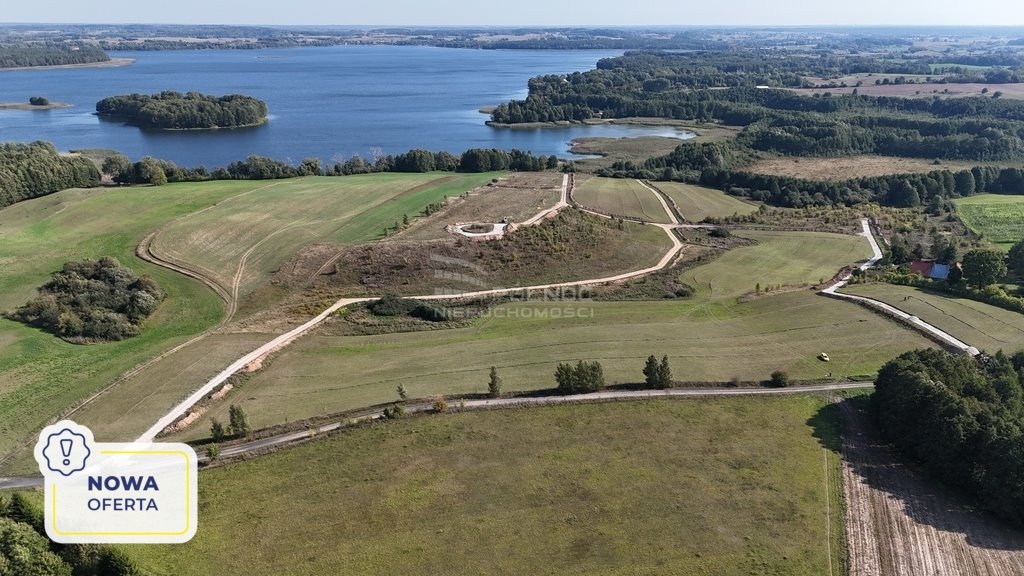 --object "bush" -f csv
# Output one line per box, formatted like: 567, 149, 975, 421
5, 258, 164, 343
369, 295, 419, 316
768, 370, 789, 388
709, 227, 732, 238
382, 404, 406, 420
431, 396, 449, 412
29, 96, 50, 106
